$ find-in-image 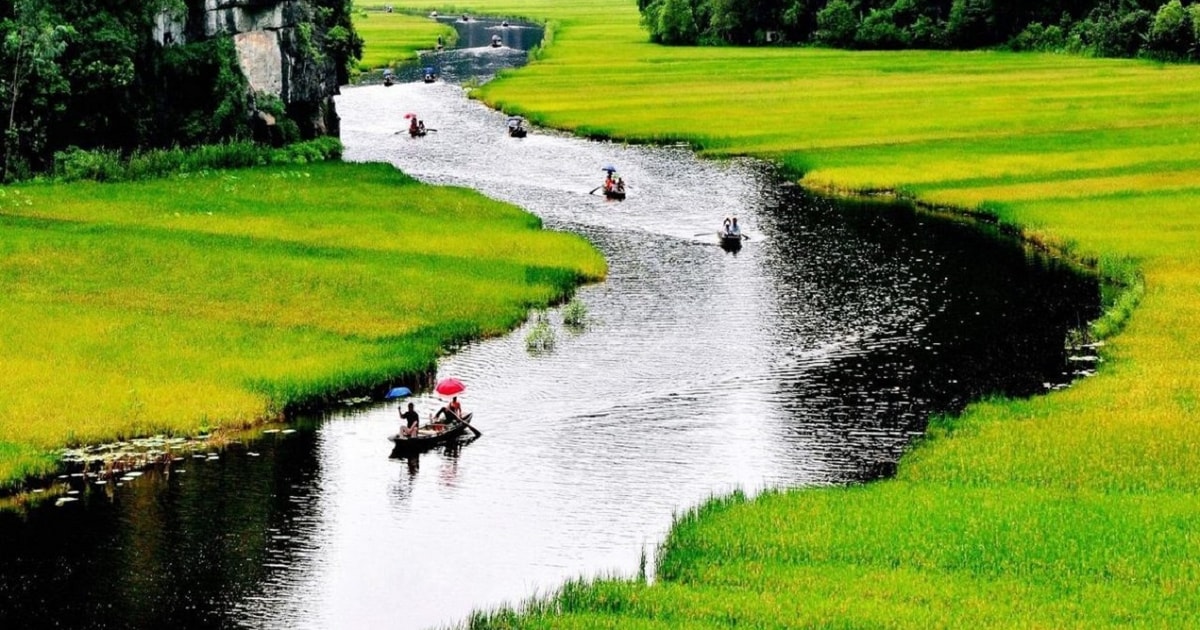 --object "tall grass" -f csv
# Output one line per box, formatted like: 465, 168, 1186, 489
352, 8, 454, 70
369, 1, 1200, 627
0, 161, 605, 490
